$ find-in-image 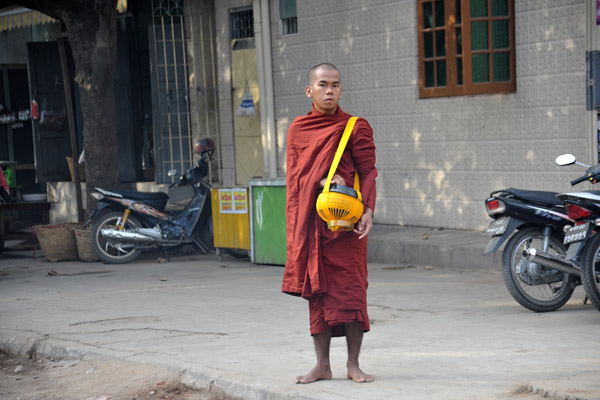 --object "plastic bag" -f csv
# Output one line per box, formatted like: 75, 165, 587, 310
39, 98, 65, 131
